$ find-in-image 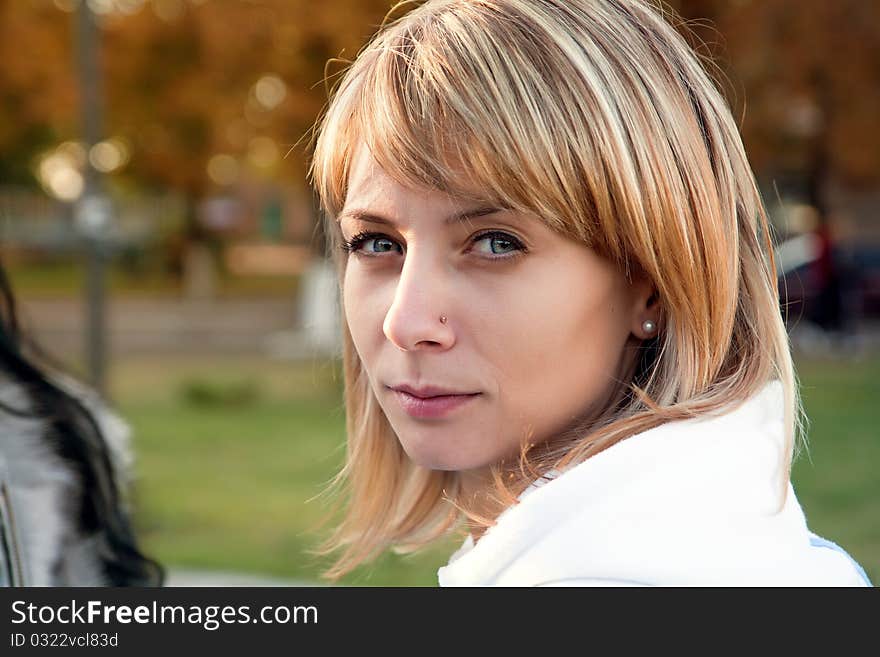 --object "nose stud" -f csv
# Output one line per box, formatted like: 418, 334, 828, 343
440, 315, 448, 324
